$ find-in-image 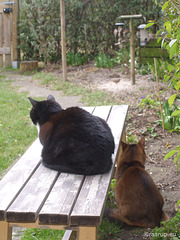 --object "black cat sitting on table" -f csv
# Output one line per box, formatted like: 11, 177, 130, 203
28, 95, 115, 175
